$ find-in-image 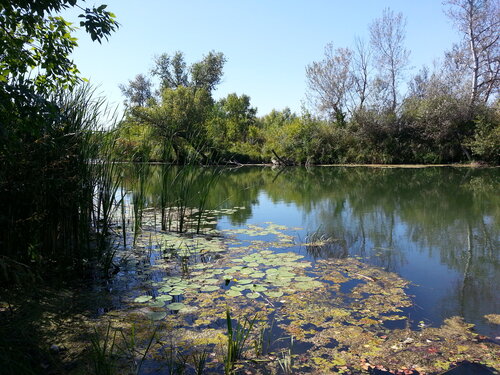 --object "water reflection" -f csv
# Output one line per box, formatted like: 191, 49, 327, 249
121, 165, 499, 336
